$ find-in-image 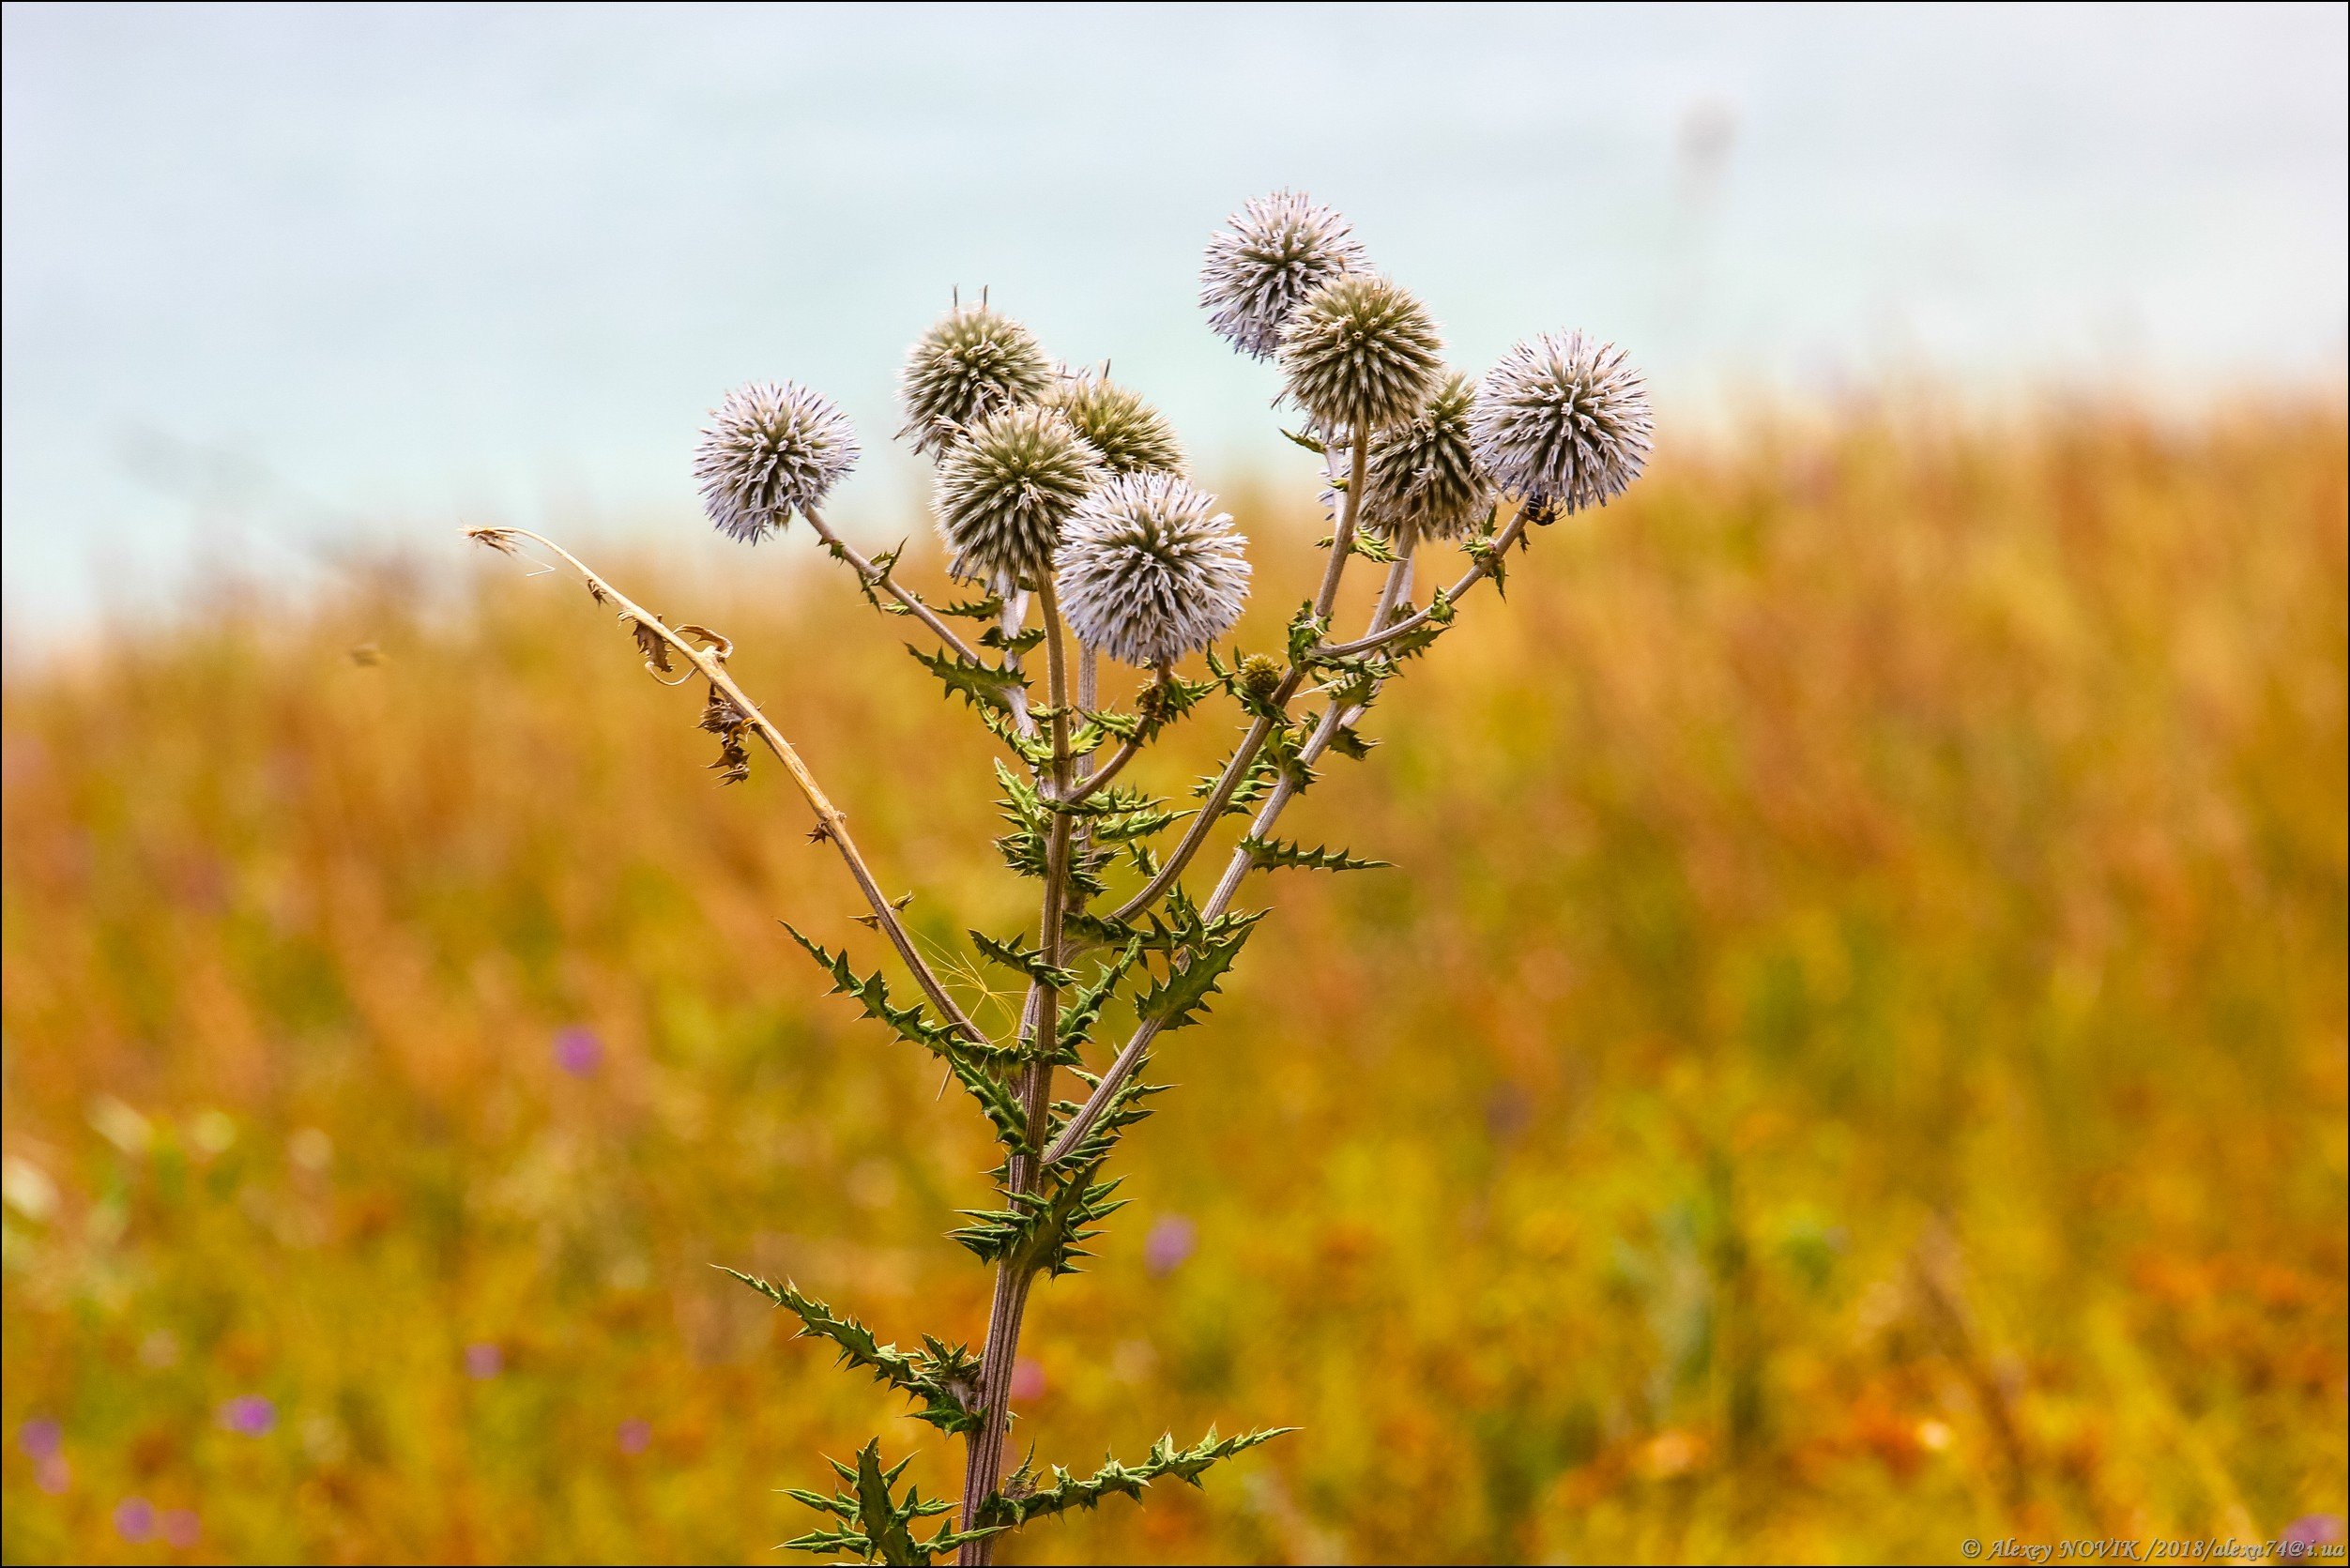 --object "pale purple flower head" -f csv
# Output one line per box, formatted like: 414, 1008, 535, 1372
553, 1028, 602, 1076
161, 1510, 201, 1549
114, 1499, 156, 1543
1144, 1214, 1196, 1276
218, 1395, 275, 1437
1056, 473, 1250, 669
1200, 190, 1369, 360
694, 381, 860, 543
1470, 330, 1652, 517
464, 1342, 504, 1379
18, 1418, 60, 1460
617, 1418, 651, 1454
